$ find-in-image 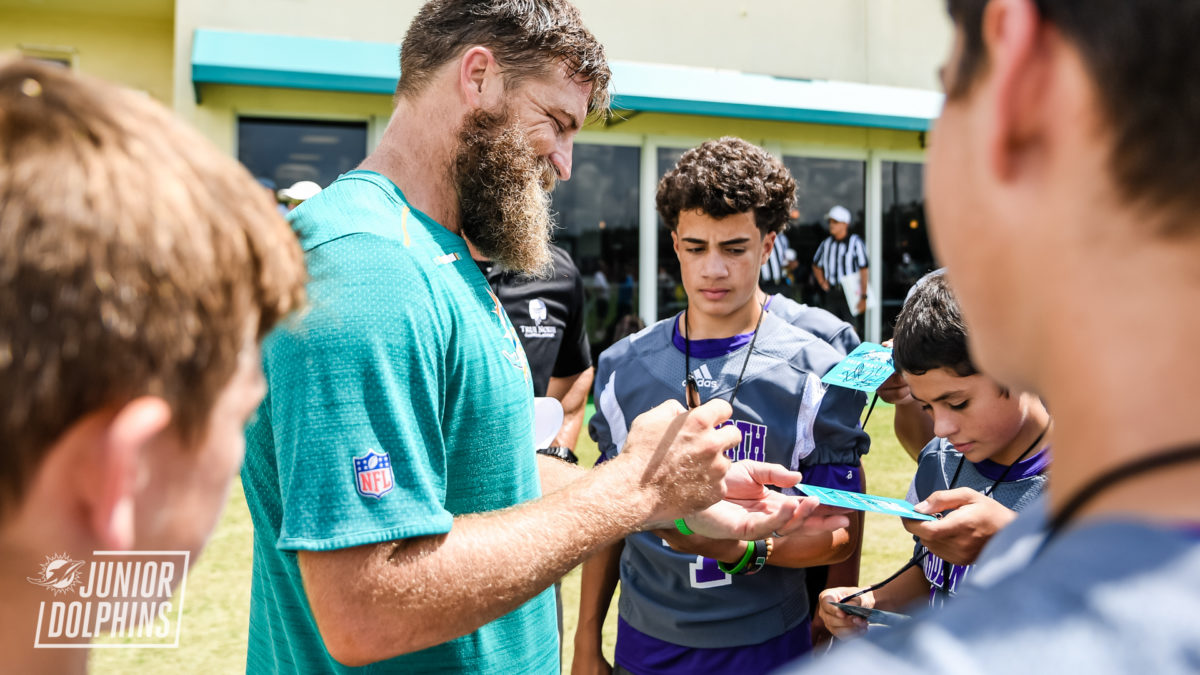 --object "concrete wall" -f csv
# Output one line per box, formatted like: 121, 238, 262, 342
170, 0, 954, 141
577, 0, 951, 90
